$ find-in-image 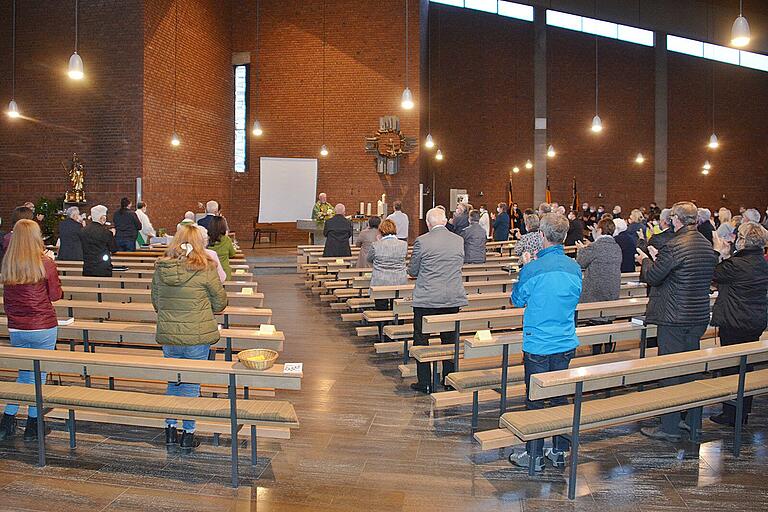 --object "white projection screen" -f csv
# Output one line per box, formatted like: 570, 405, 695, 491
258, 157, 318, 223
